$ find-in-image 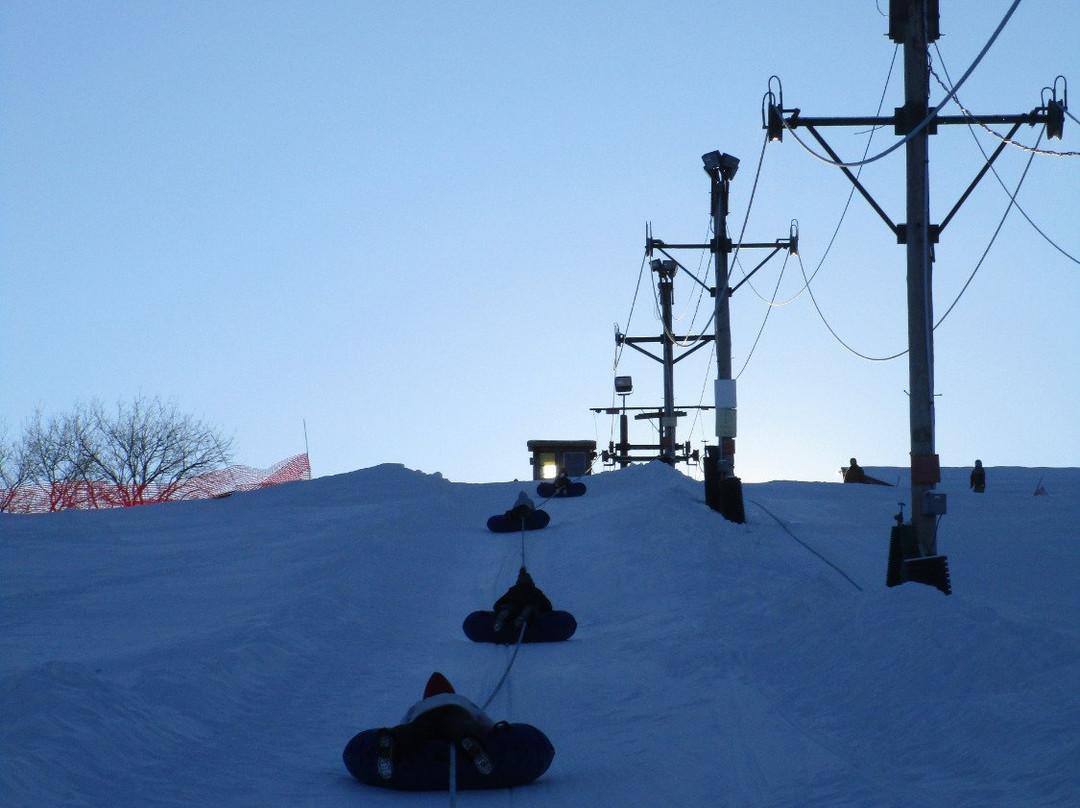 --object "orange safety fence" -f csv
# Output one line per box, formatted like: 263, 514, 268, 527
0, 453, 311, 514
